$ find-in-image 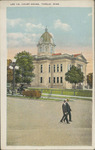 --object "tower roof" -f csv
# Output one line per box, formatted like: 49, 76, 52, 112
37, 28, 56, 56
40, 28, 52, 43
